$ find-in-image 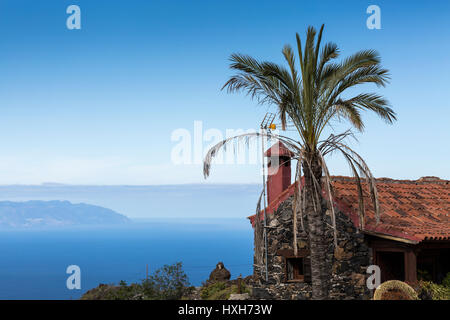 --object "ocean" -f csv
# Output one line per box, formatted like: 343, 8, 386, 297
0, 218, 254, 300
